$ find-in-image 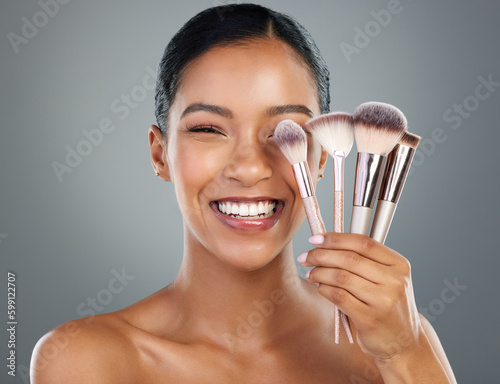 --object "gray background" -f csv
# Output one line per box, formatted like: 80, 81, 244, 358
1, 0, 499, 382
